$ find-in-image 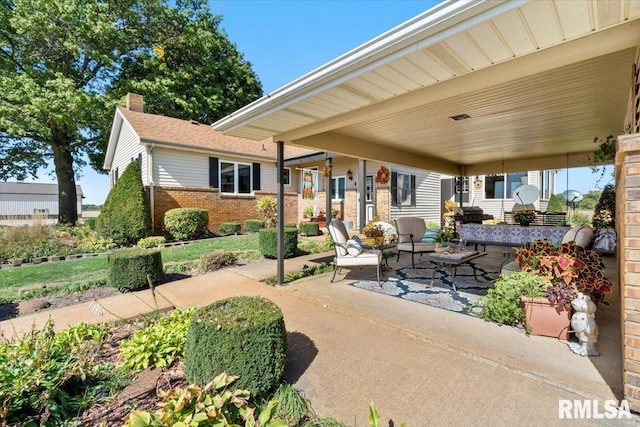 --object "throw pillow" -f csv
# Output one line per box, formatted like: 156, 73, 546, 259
346, 236, 363, 257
